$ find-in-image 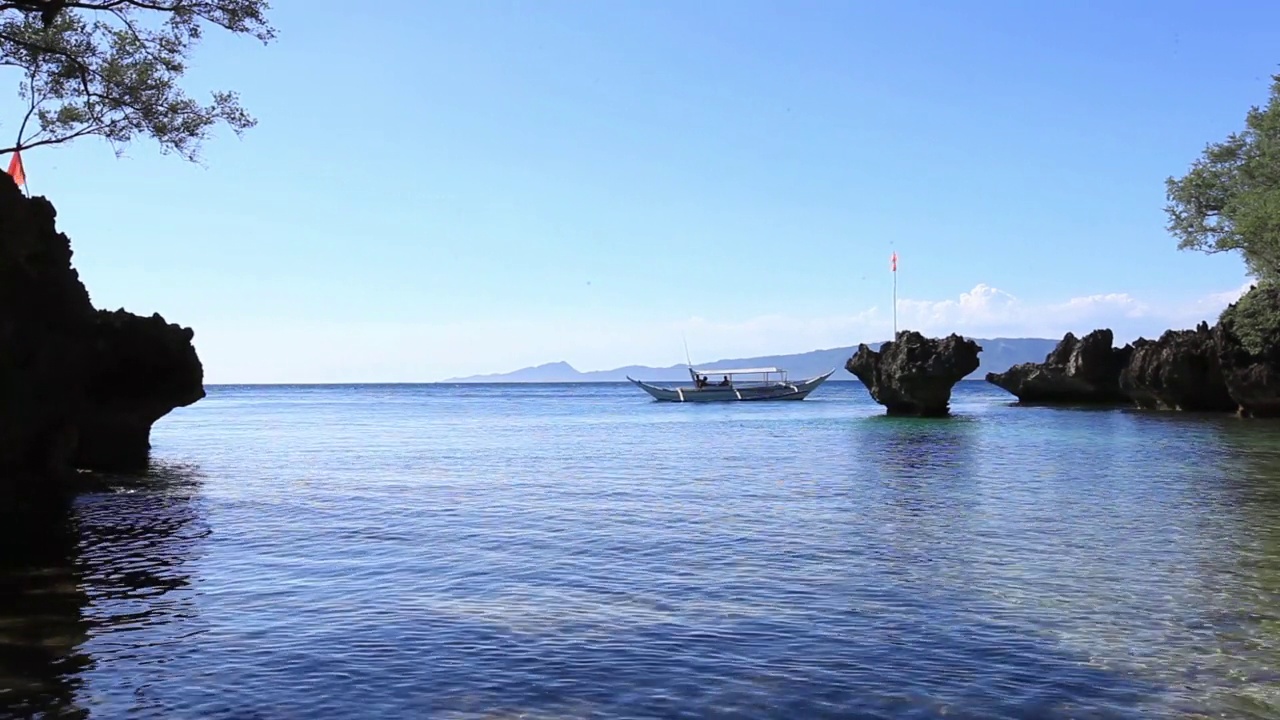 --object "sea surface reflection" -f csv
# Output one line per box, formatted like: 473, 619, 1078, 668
1, 382, 1279, 718
1, 465, 207, 719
